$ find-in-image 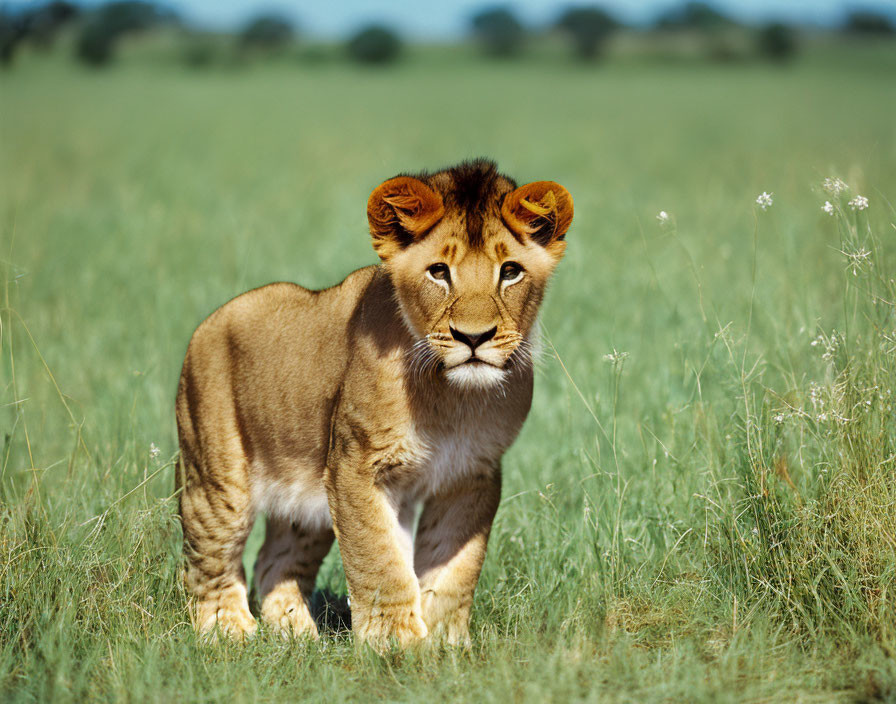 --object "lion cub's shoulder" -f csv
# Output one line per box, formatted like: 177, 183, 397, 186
192, 266, 380, 337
